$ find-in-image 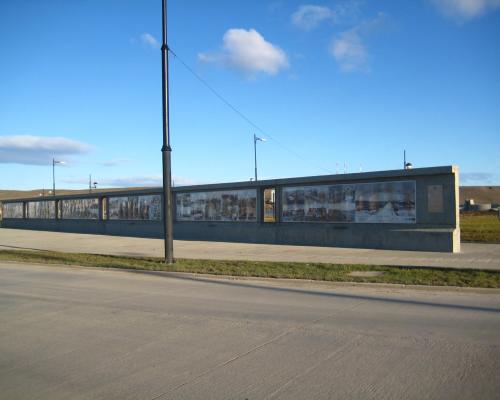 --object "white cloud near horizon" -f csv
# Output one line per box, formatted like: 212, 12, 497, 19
140, 33, 160, 49
198, 28, 289, 76
99, 159, 131, 167
329, 13, 386, 72
62, 175, 203, 188
461, 172, 496, 184
430, 0, 500, 21
0, 135, 91, 165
